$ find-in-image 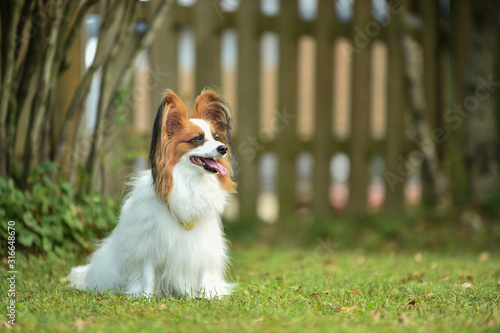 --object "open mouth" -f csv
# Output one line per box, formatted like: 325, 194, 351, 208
190, 156, 227, 175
